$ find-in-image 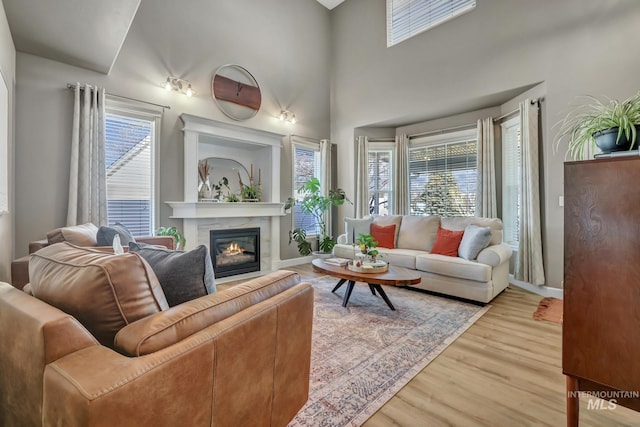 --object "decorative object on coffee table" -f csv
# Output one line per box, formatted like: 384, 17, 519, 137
312, 258, 420, 311
357, 232, 379, 262
347, 259, 388, 274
